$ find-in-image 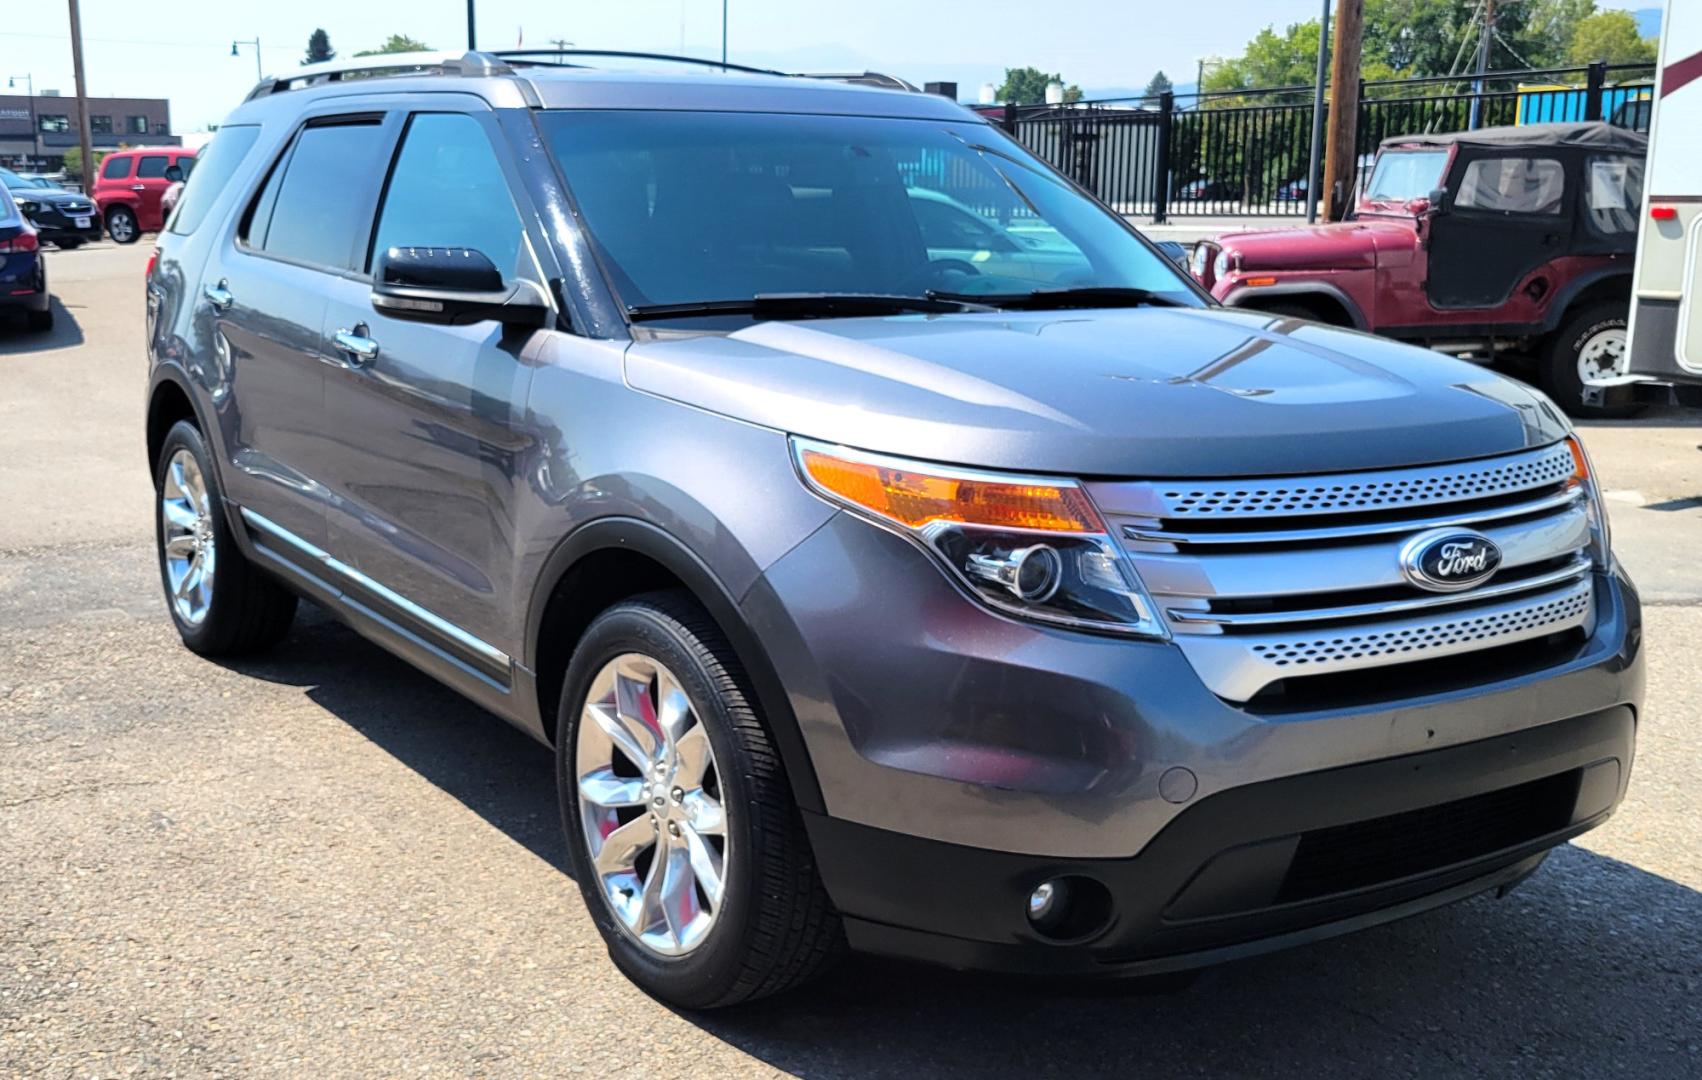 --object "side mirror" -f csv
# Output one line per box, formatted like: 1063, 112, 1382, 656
371, 245, 549, 327
1427, 187, 1448, 213
163, 164, 183, 183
